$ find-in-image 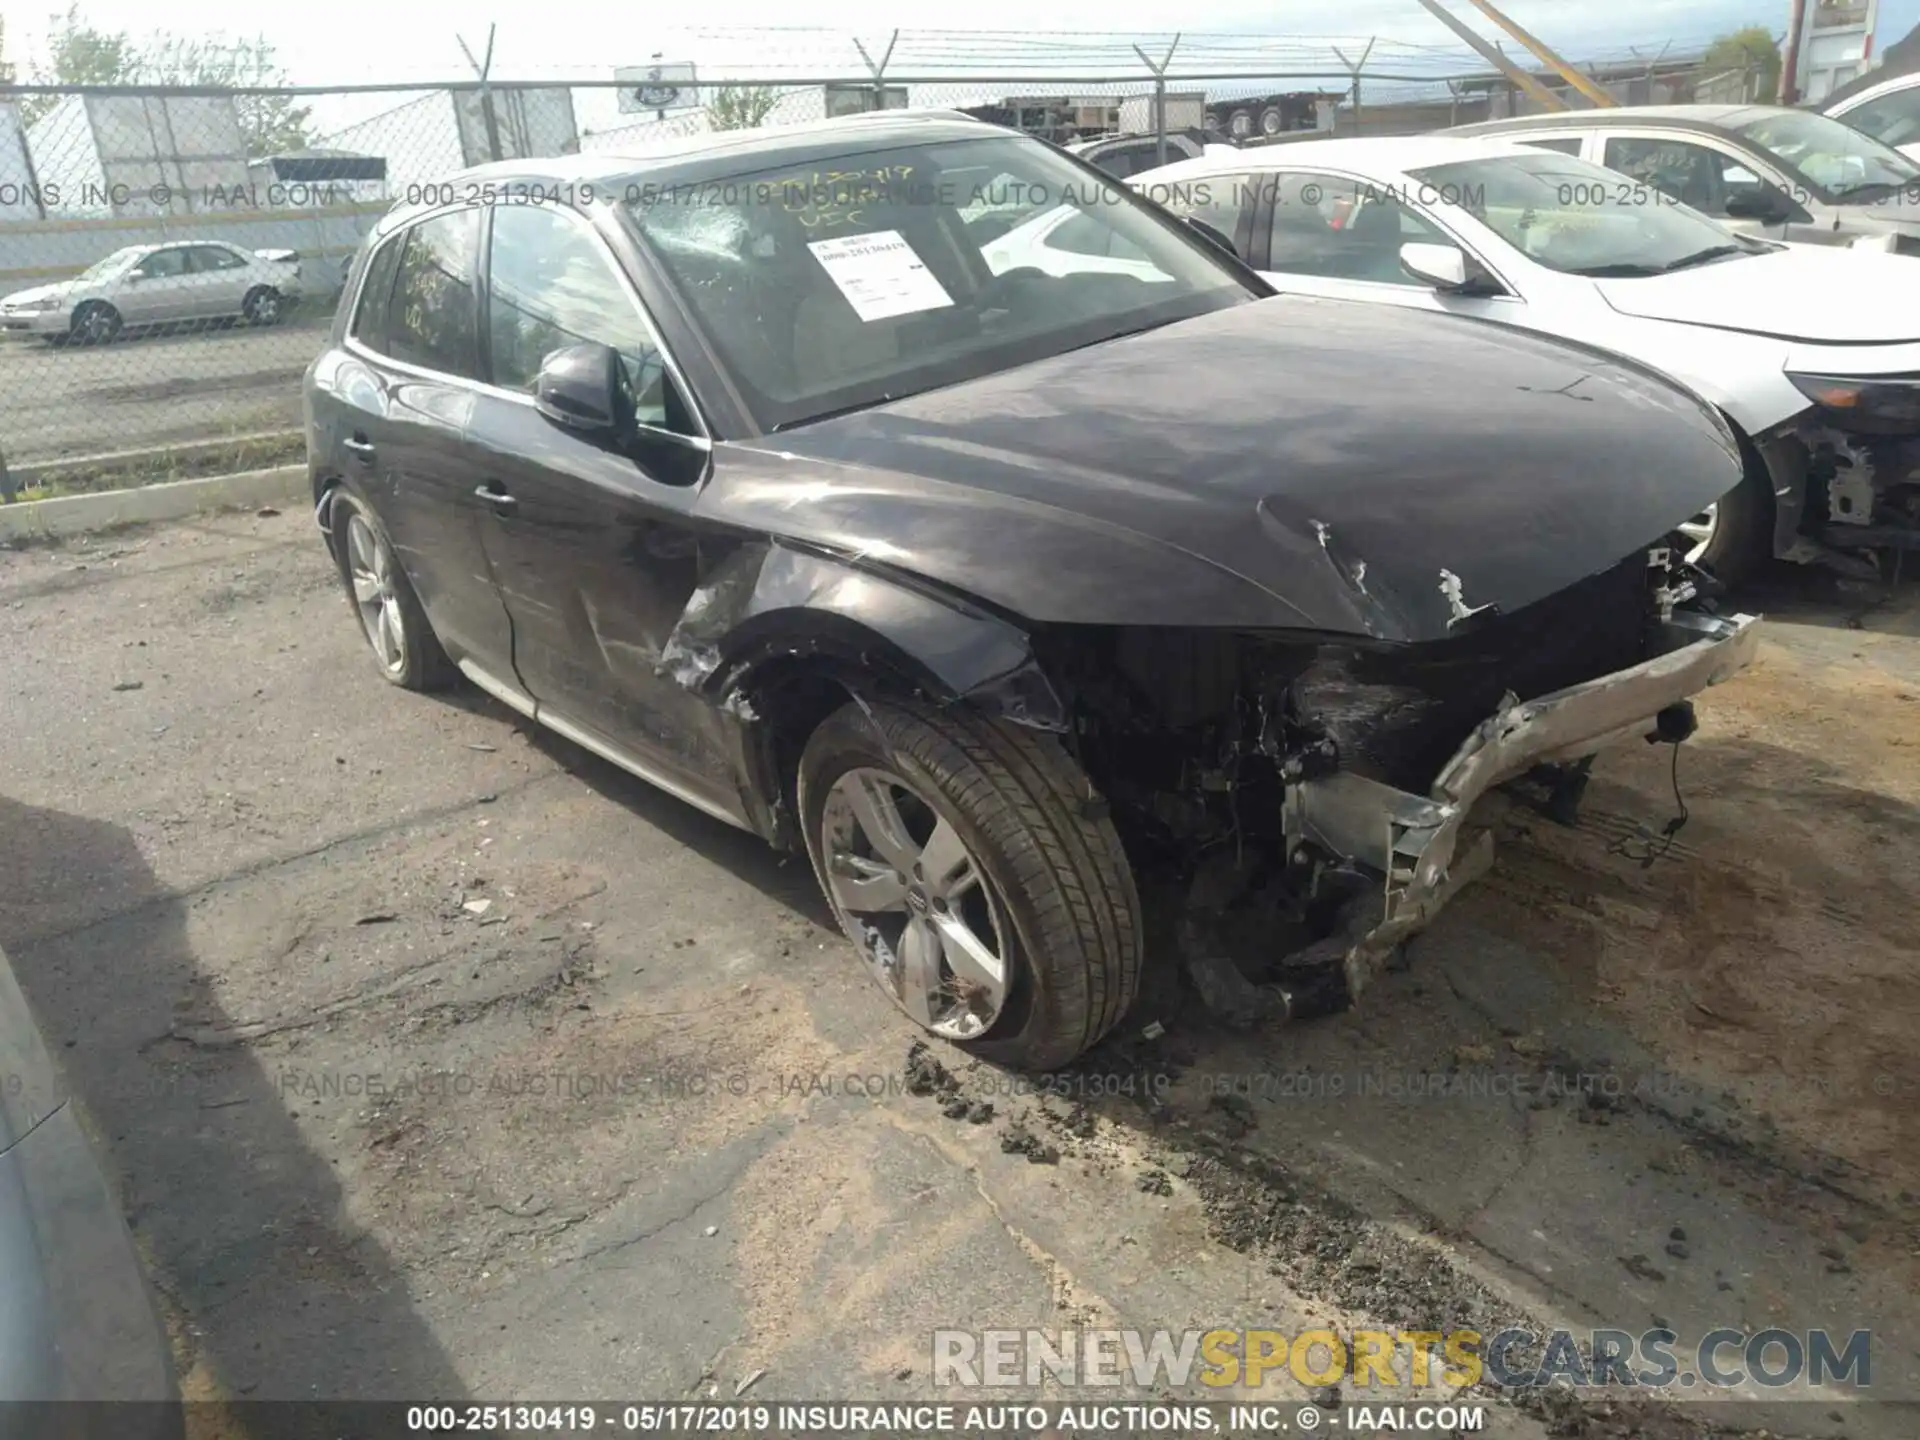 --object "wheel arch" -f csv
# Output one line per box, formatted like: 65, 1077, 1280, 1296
665, 542, 1069, 848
